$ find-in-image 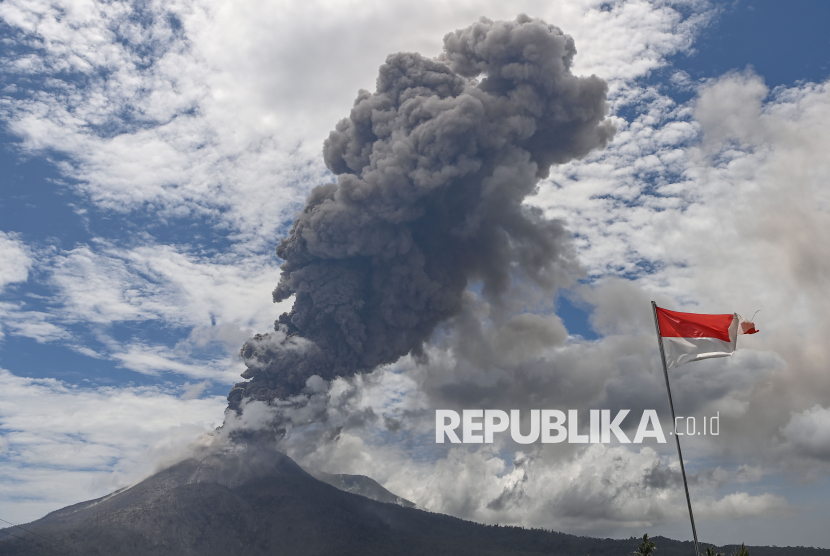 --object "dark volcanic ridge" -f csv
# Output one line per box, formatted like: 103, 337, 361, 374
310, 469, 416, 508
2, 446, 828, 556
